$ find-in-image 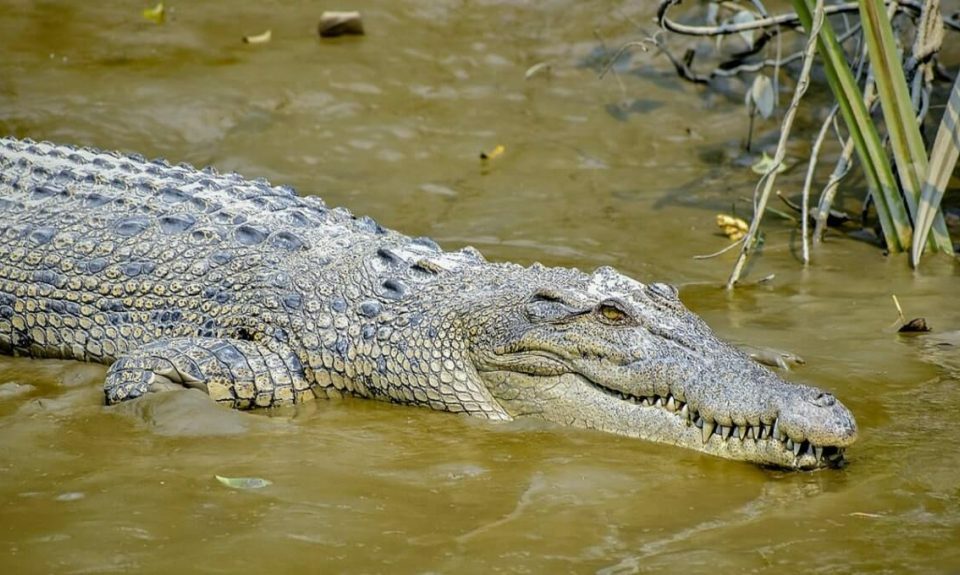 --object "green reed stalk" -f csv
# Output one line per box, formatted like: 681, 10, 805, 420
793, 0, 913, 252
